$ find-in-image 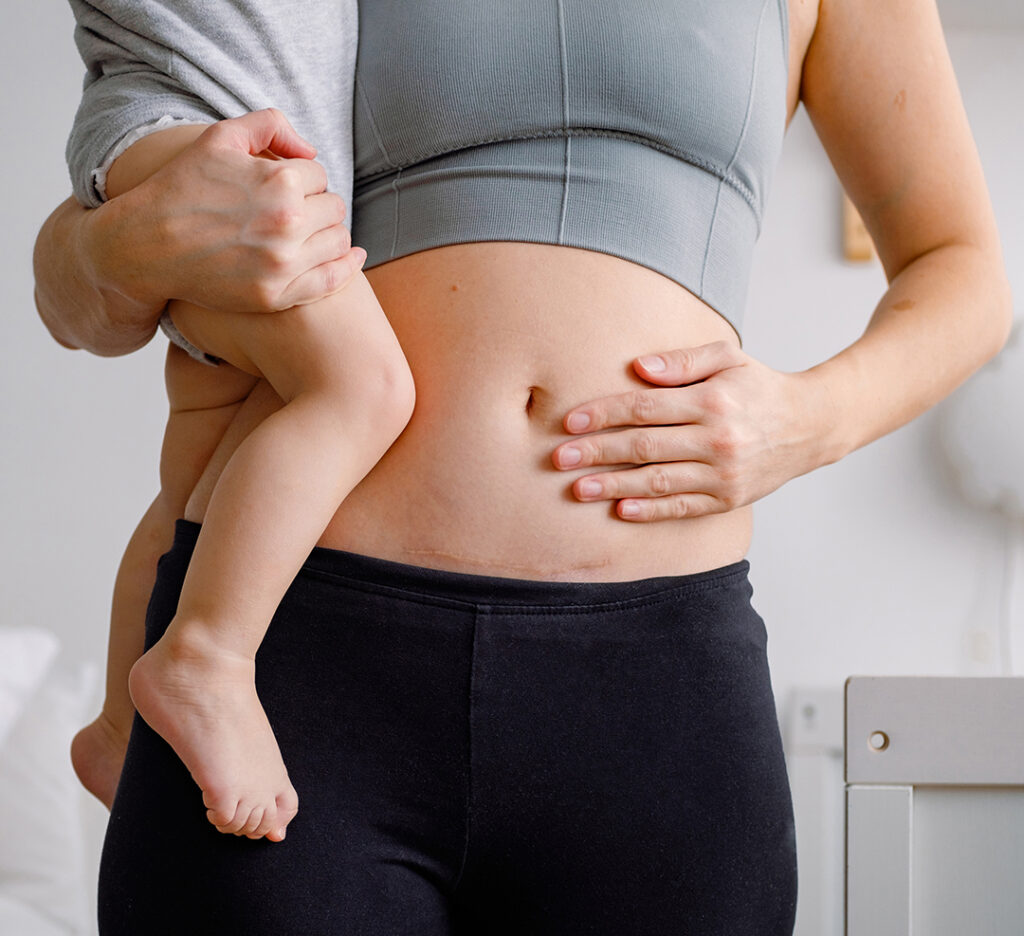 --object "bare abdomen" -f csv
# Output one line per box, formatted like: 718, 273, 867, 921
187, 241, 753, 581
